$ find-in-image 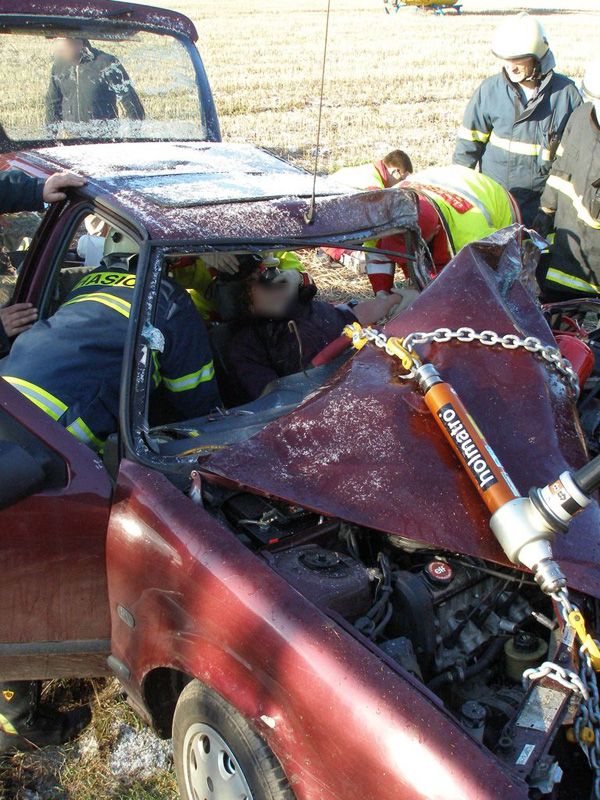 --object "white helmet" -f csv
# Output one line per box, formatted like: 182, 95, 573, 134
582, 57, 600, 101
492, 13, 550, 62
103, 227, 139, 258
